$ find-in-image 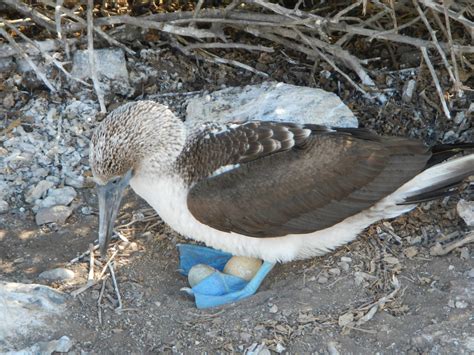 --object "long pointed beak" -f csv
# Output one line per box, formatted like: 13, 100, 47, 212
97, 171, 131, 258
